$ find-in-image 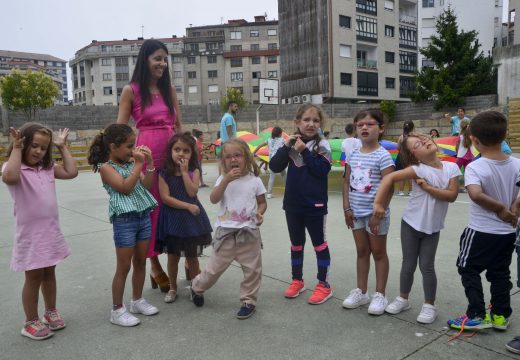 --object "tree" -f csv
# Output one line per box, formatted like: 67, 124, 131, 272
220, 87, 247, 113
411, 6, 496, 109
0, 69, 60, 121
